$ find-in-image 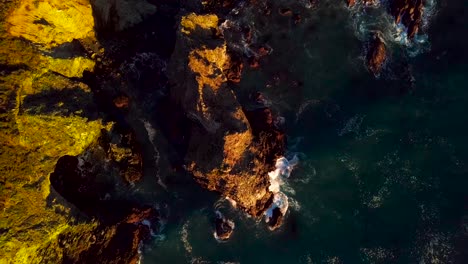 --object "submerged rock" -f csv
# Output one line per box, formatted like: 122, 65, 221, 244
366, 33, 387, 76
